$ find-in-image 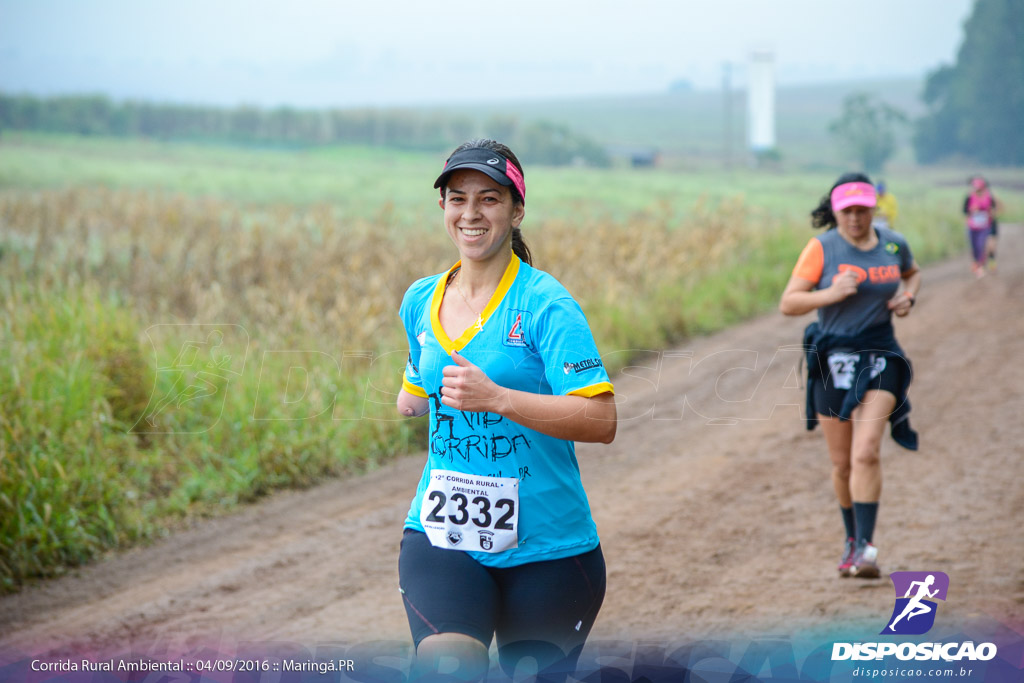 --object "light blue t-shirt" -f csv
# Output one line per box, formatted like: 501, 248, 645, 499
399, 255, 614, 567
